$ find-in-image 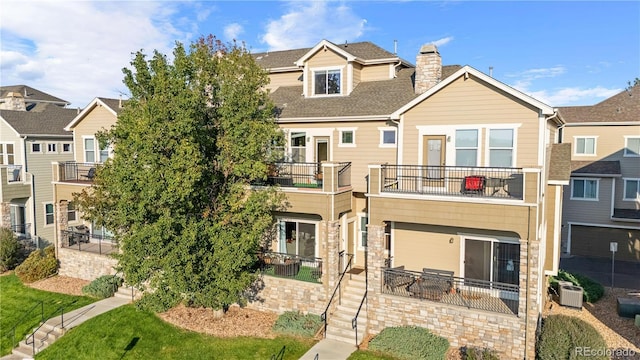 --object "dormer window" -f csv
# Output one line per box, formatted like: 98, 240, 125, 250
313, 68, 341, 96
